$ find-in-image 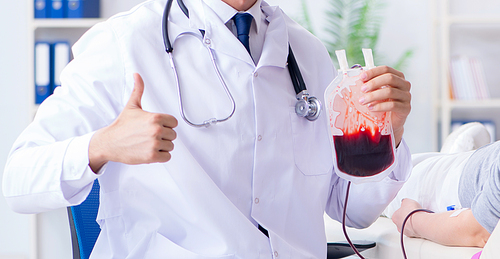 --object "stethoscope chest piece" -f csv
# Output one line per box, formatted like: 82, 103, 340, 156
295, 90, 321, 121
